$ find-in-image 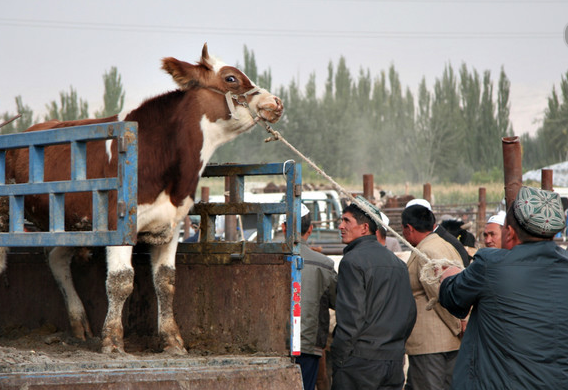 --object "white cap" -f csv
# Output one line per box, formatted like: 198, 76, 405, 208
405, 198, 432, 211
300, 203, 310, 217
379, 211, 390, 226
487, 211, 506, 226
283, 203, 310, 223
